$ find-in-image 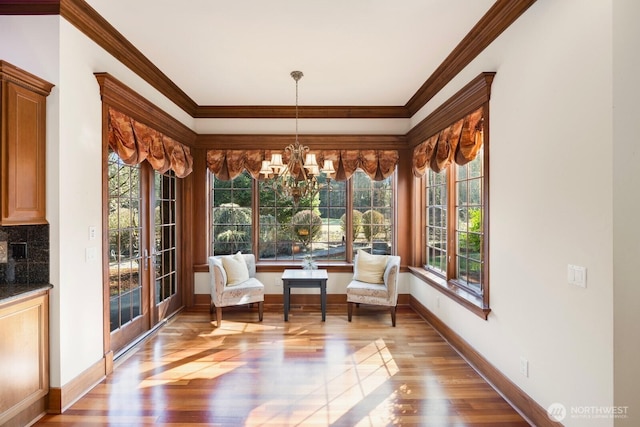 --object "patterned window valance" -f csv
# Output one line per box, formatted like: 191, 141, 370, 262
108, 107, 194, 178
207, 148, 399, 181
412, 107, 484, 176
